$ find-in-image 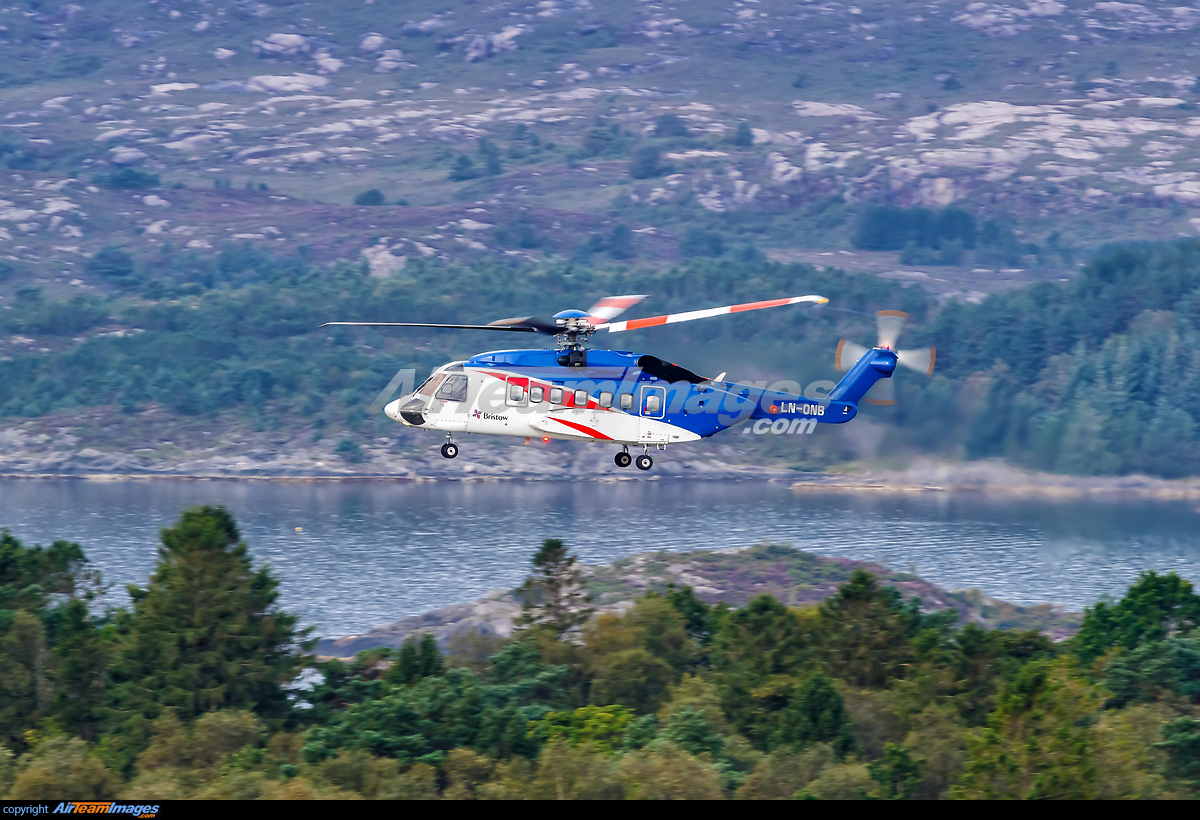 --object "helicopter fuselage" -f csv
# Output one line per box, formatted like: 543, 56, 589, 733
384, 347, 874, 448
